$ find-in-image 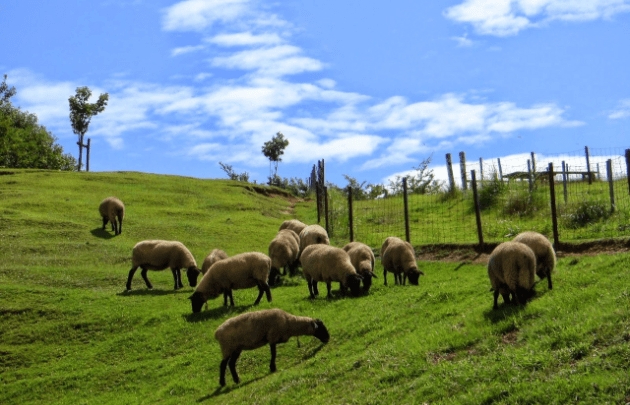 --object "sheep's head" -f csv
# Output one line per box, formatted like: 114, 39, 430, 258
514, 286, 536, 305
186, 267, 201, 287
406, 267, 424, 285
312, 319, 330, 343
359, 268, 377, 292
345, 274, 364, 296
189, 291, 207, 313
268, 267, 281, 287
